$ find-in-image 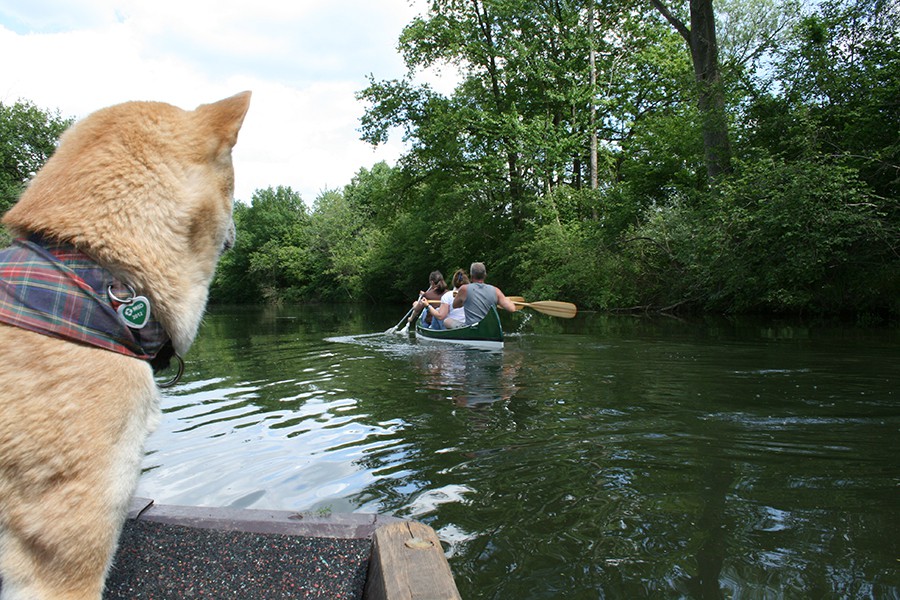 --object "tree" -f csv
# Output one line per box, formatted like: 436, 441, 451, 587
360, 0, 610, 218
307, 189, 380, 301
211, 186, 310, 304
772, 0, 900, 200
649, 0, 733, 180
0, 99, 72, 215
342, 161, 403, 227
